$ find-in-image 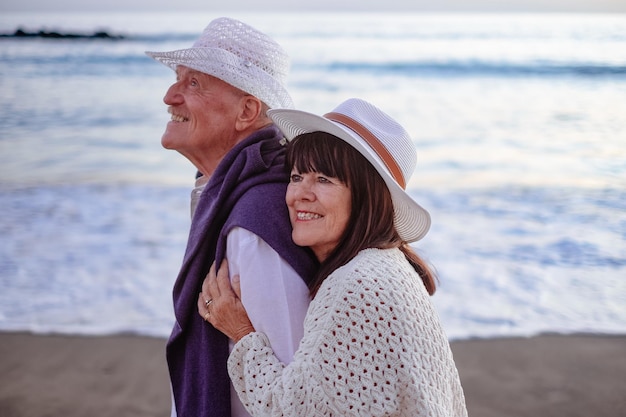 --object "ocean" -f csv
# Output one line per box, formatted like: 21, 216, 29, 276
0, 11, 625, 340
